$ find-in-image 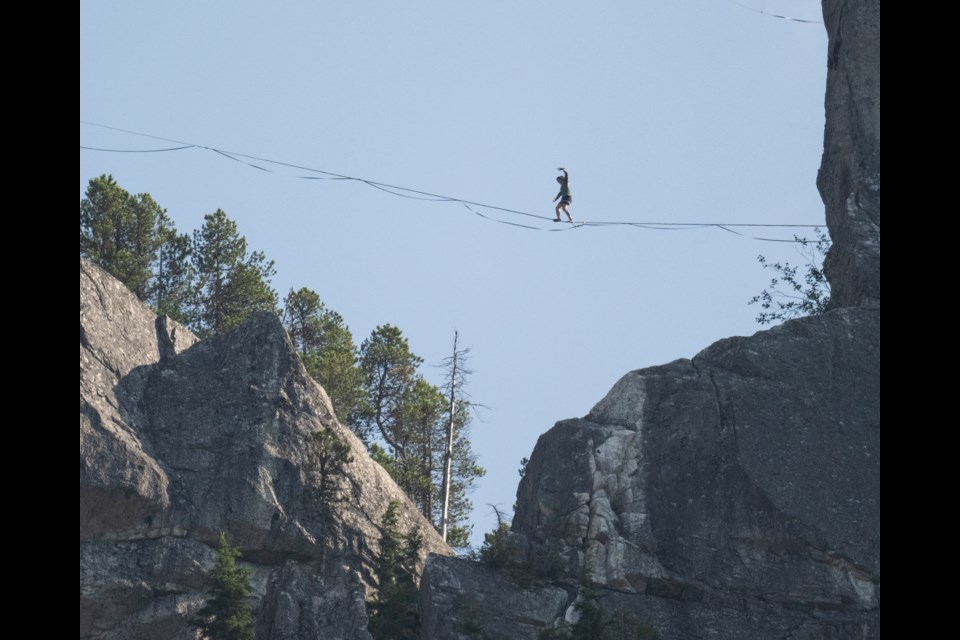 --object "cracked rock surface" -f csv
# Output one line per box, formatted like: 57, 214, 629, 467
79, 258, 451, 640
423, 307, 879, 640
